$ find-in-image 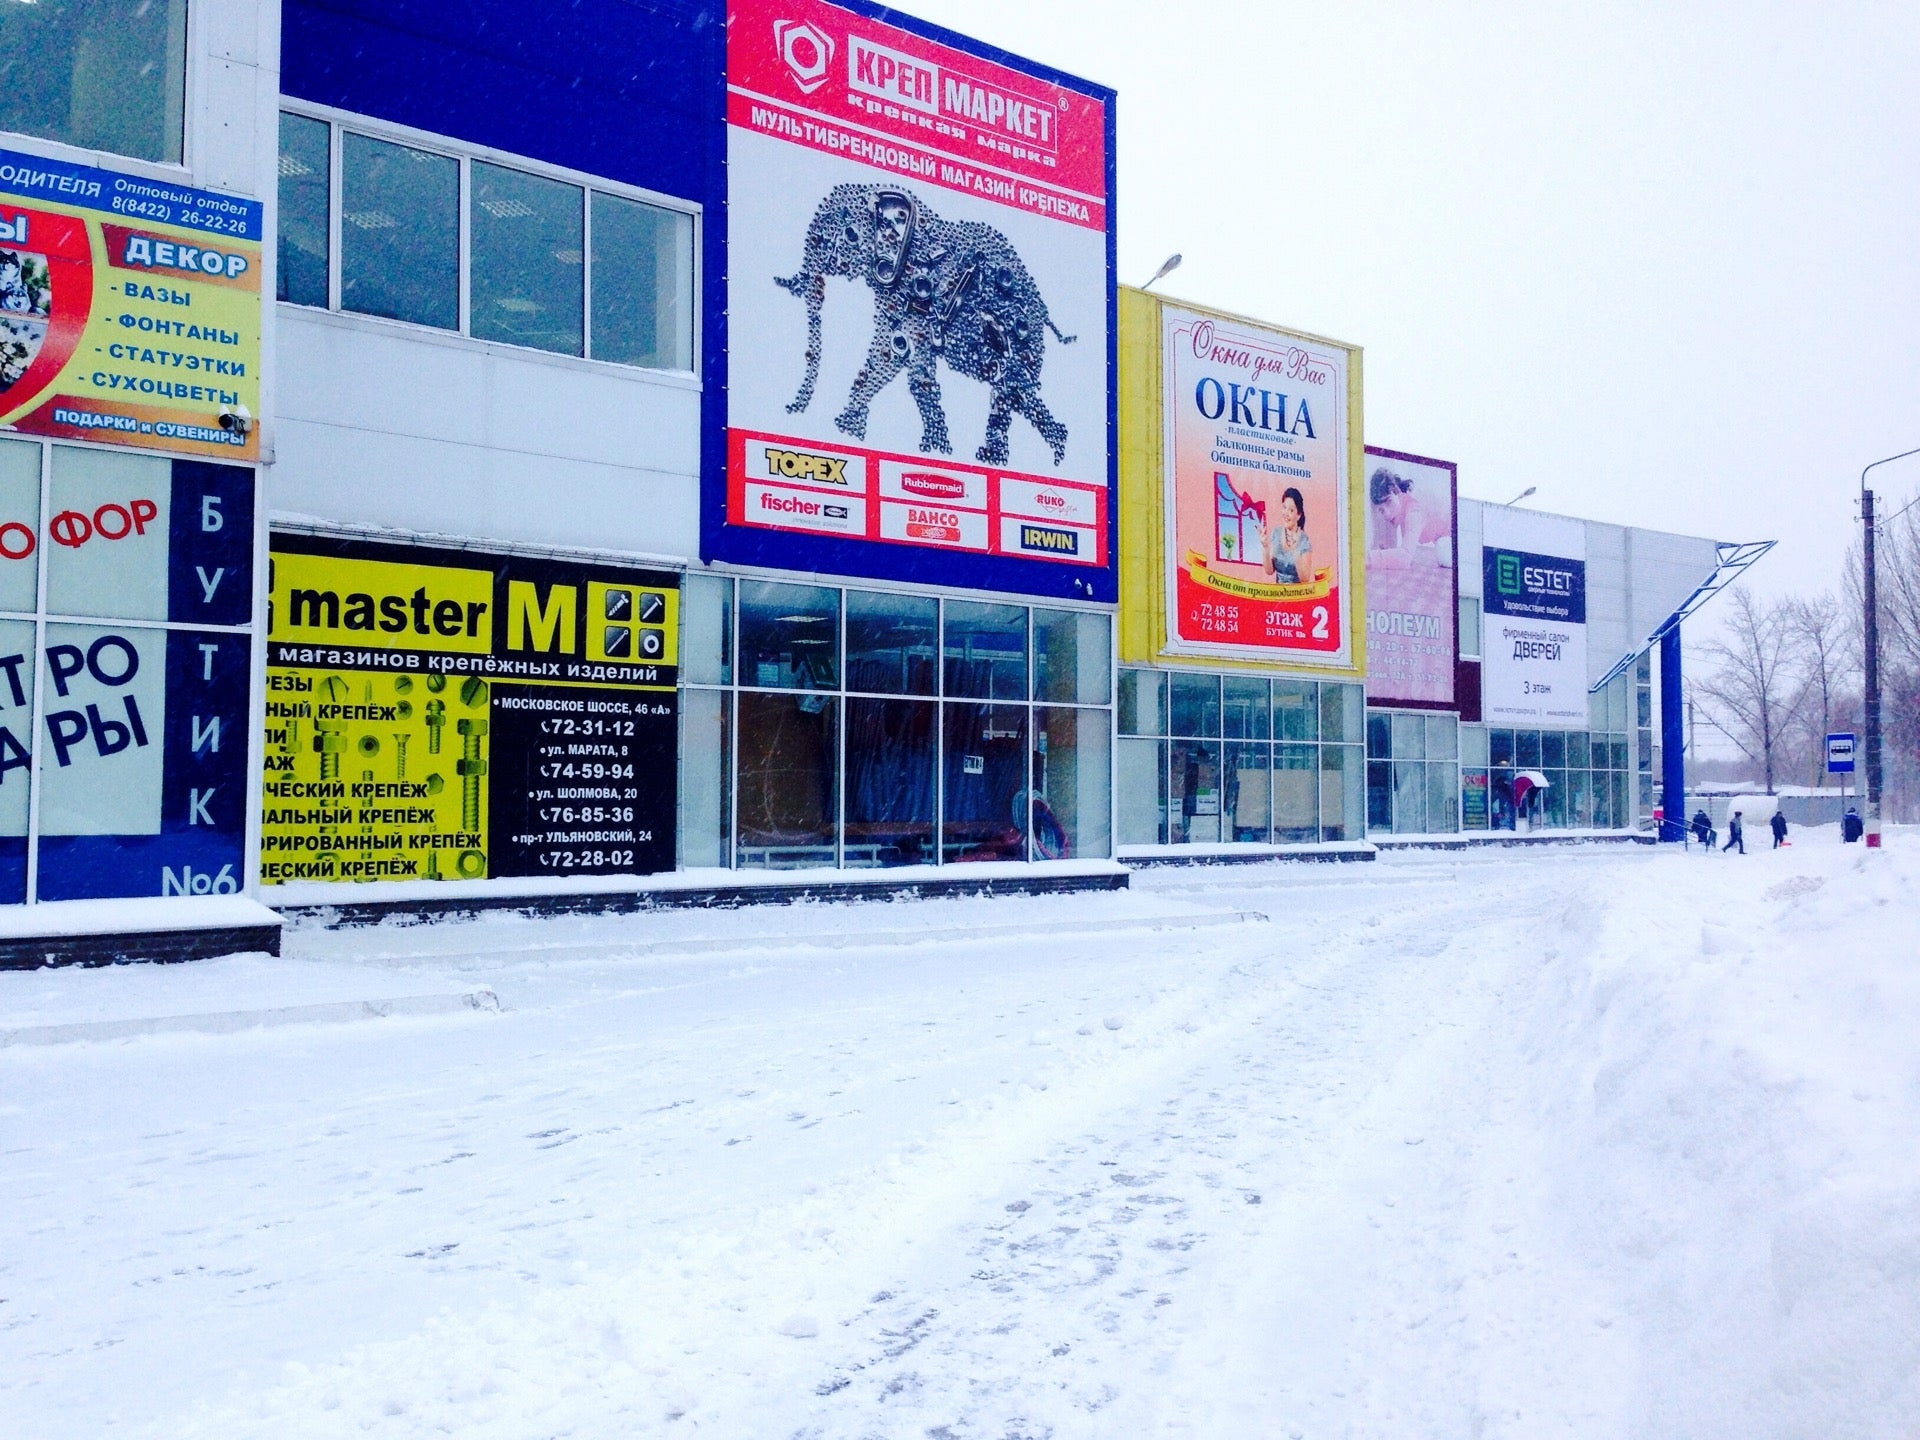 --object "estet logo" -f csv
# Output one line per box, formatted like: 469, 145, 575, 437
773, 18, 834, 94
